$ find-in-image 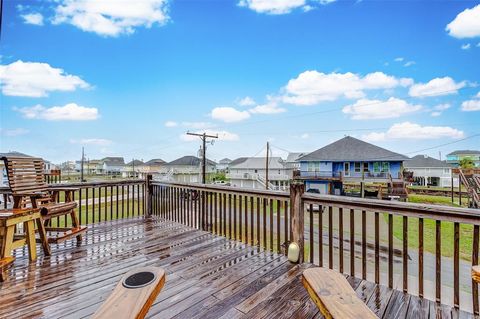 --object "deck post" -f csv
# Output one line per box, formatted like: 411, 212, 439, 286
290, 182, 305, 263
145, 174, 153, 216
